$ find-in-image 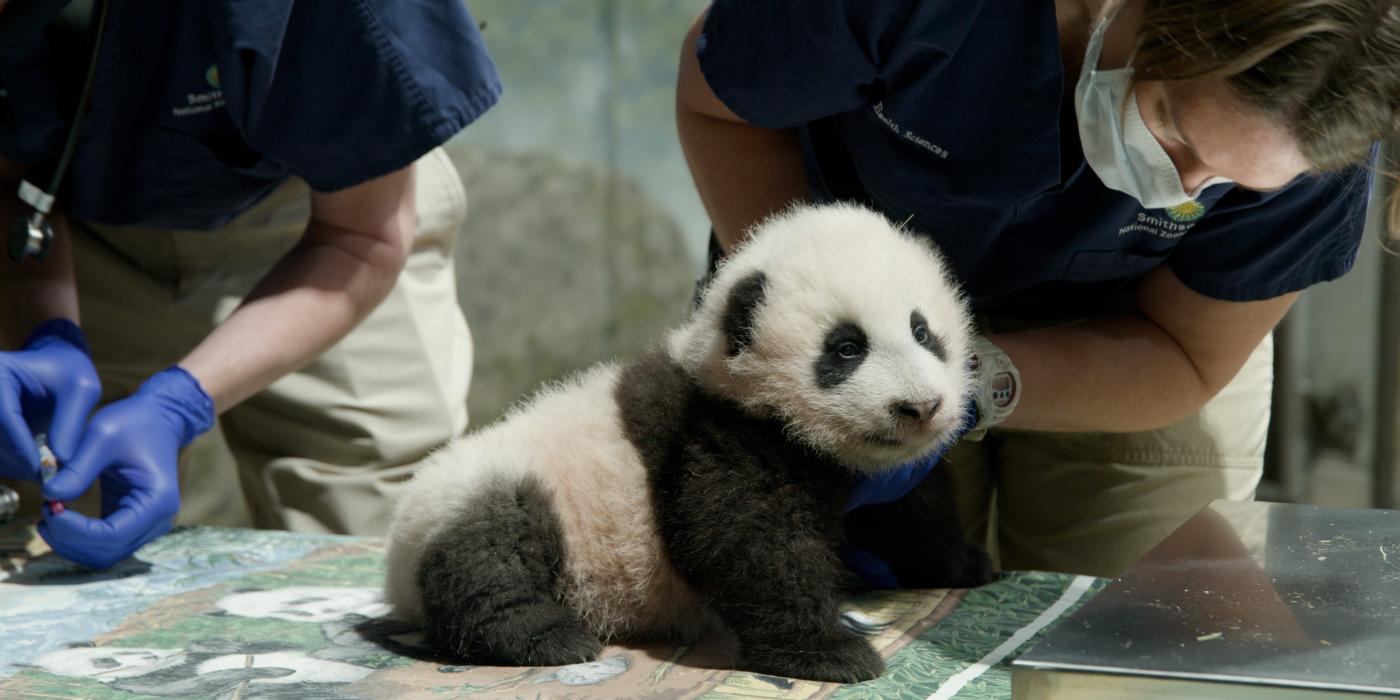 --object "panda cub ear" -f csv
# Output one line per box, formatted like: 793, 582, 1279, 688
721, 271, 767, 356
